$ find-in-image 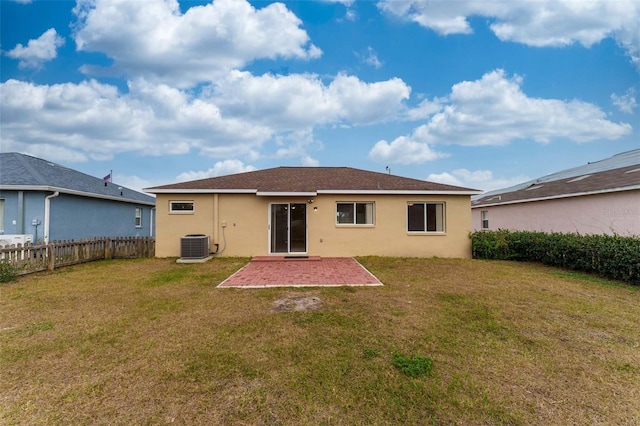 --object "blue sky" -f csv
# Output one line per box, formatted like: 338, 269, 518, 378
1, 0, 638, 193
